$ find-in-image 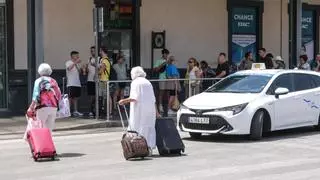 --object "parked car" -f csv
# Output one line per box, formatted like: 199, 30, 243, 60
177, 69, 320, 140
